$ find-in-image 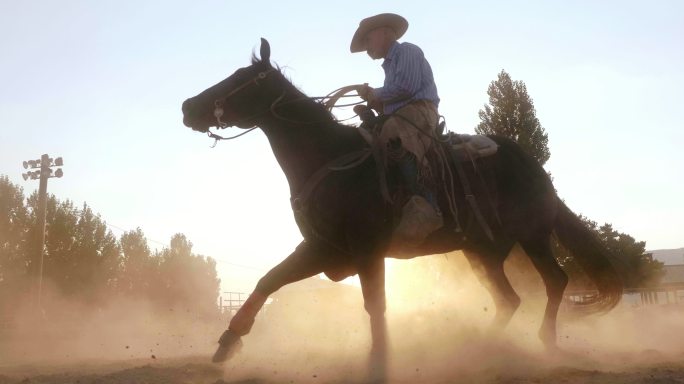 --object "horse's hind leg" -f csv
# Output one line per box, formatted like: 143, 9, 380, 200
519, 236, 568, 349
212, 241, 329, 363
463, 245, 520, 331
